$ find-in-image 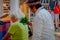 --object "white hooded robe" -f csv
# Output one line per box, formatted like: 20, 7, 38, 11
32, 7, 55, 40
